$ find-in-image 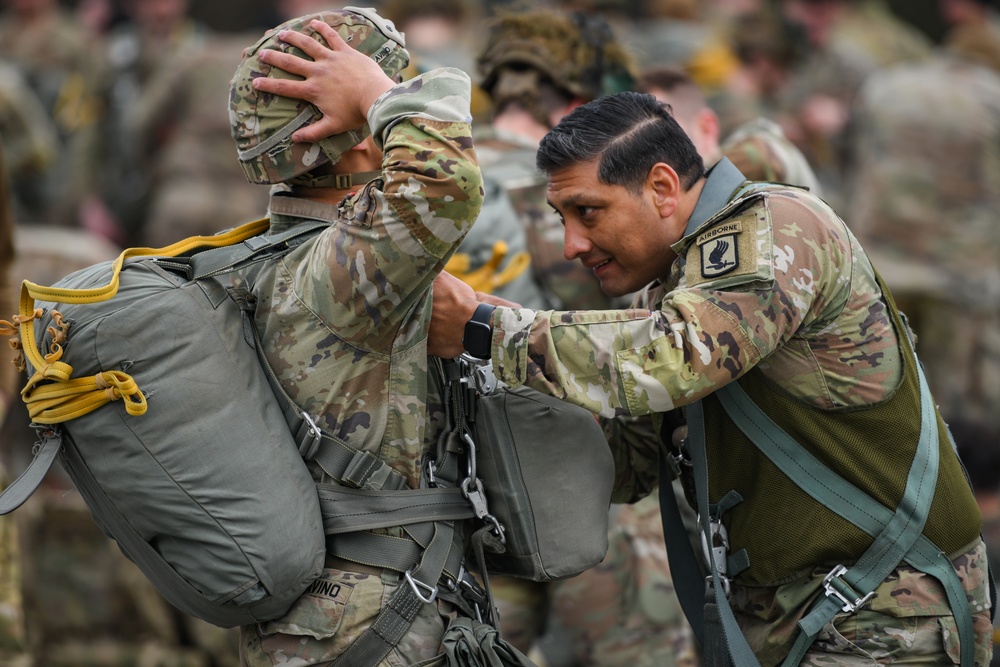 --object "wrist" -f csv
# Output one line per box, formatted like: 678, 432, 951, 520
462, 303, 496, 360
